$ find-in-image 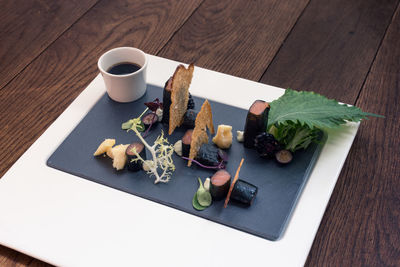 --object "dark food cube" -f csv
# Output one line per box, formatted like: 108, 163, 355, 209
182, 109, 197, 129
195, 144, 220, 166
